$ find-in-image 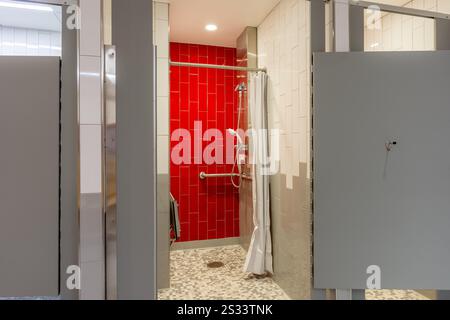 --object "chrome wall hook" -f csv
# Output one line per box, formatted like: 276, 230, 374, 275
385, 141, 398, 152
